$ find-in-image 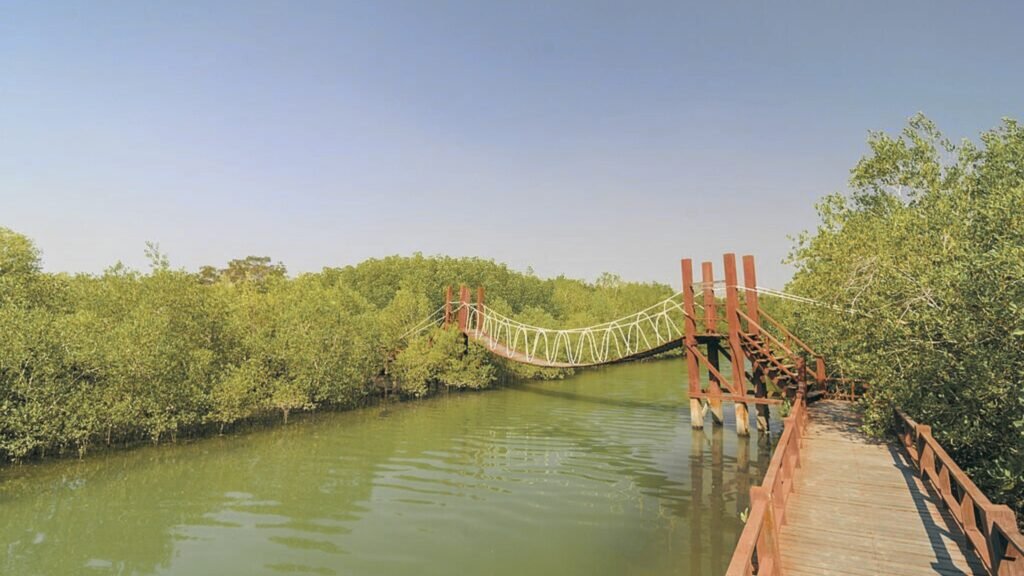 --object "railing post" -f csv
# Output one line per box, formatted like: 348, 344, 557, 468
960, 492, 976, 538
742, 255, 760, 335
724, 253, 749, 436
905, 415, 922, 465
701, 261, 724, 425
938, 465, 952, 502
891, 410, 1024, 575
682, 259, 703, 429
918, 425, 935, 481
815, 356, 825, 393
987, 505, 1022, 575
701, 261, 718, 333
457, 285, 469, 332
796, 358, 807, 399
755, 486, 783, 576
443, 285, 453, 328
476, 286, 485, 335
